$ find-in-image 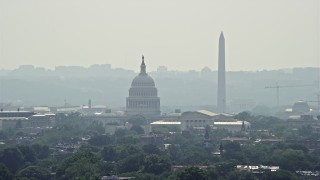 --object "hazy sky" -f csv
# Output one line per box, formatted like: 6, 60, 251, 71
0, 0, 319, 71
